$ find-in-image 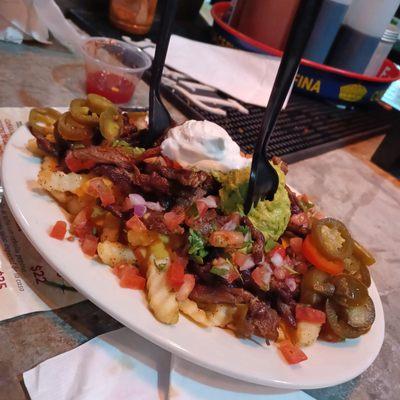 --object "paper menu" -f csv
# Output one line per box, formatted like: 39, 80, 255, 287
0, 107, 84, 322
